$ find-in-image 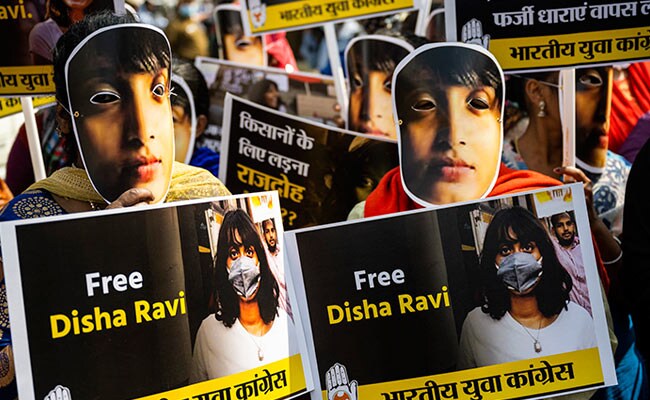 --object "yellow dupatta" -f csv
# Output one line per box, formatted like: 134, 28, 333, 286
25, 161, 231, 204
